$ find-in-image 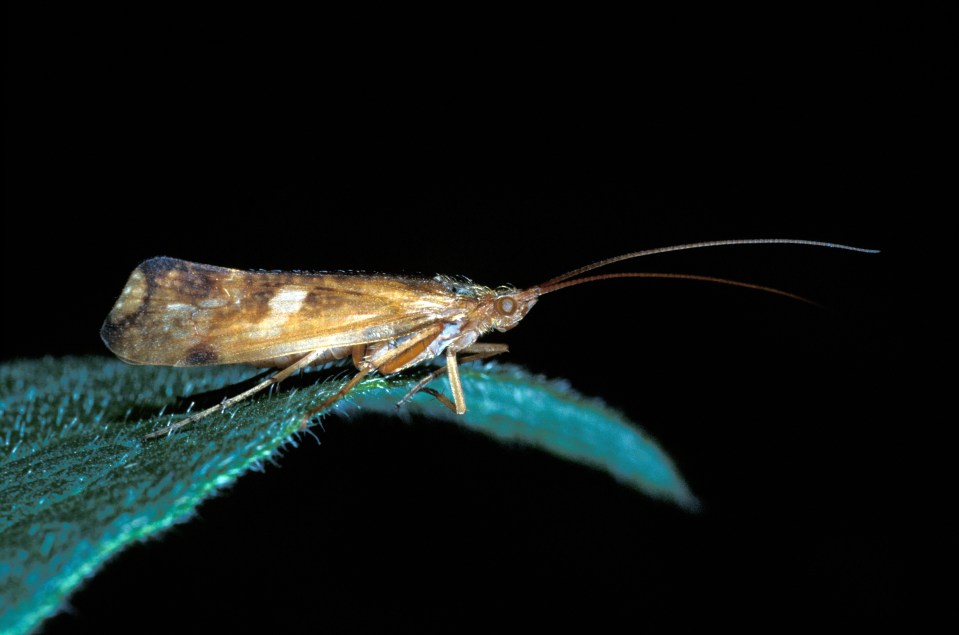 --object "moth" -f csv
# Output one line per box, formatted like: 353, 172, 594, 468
101, 239, 875, 439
